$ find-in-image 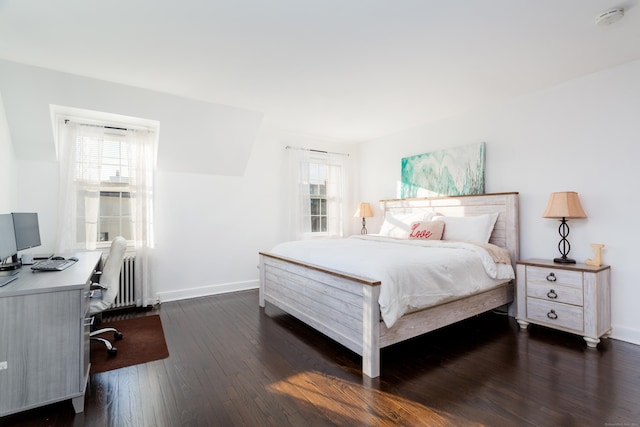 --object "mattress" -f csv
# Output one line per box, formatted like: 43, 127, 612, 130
269, 235, 515, 328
